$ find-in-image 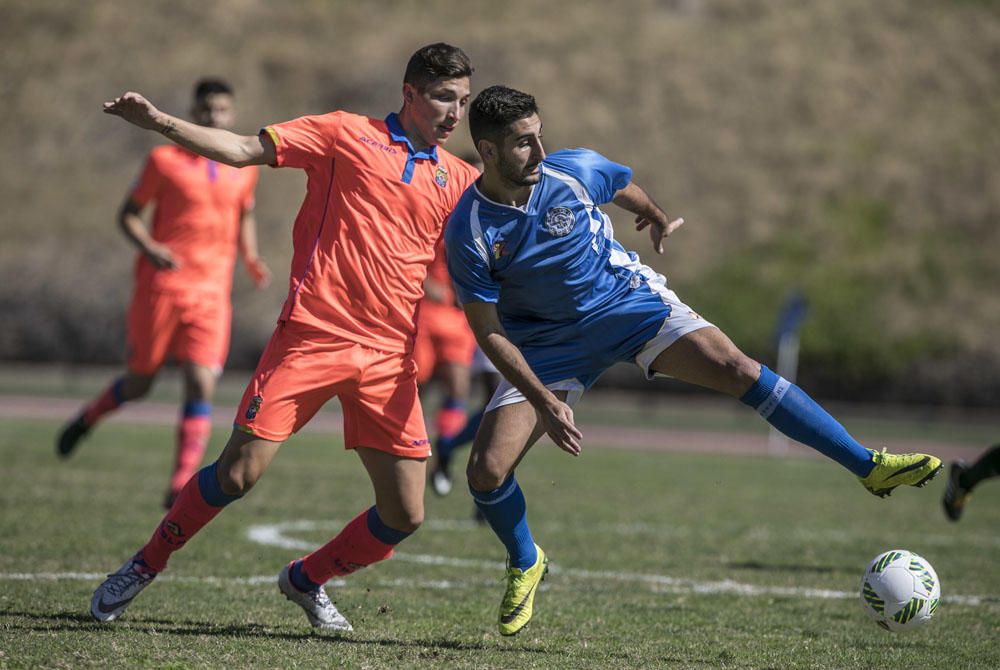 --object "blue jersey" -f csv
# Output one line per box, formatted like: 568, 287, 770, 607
445, 148, 676, 387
